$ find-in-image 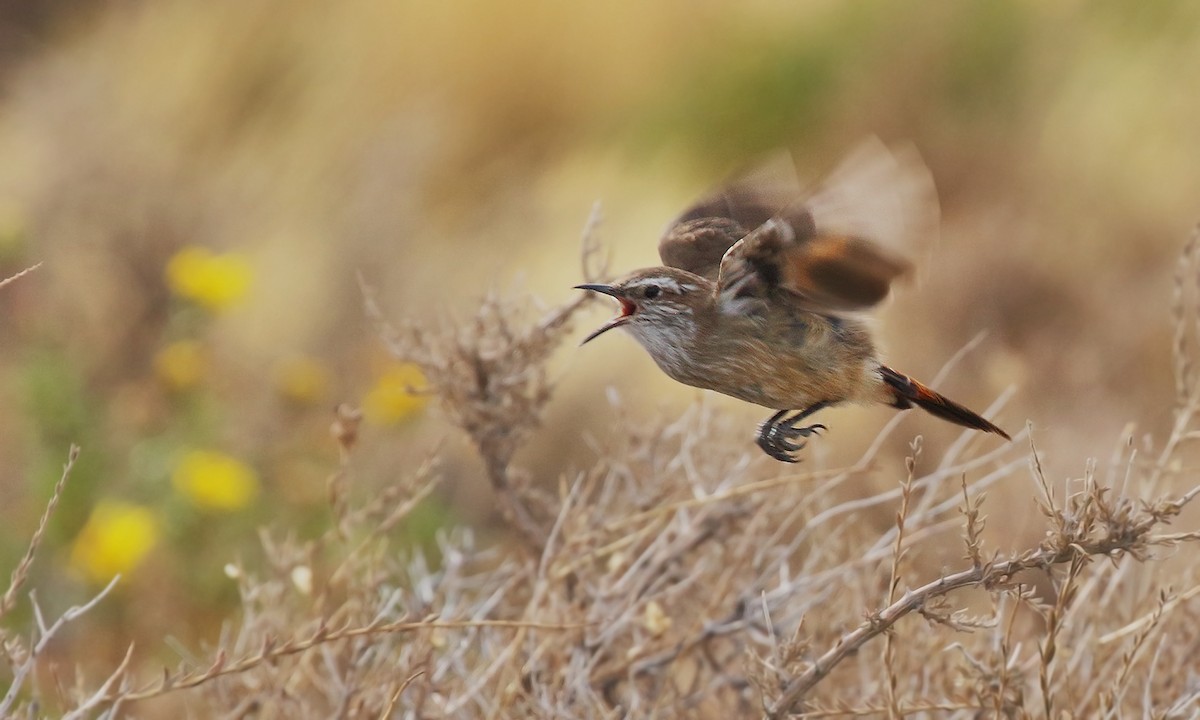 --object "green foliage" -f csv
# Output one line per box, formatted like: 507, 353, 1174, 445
939, 2, 1031, 121
17, 348, 107, 532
